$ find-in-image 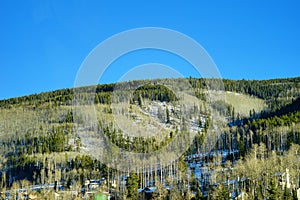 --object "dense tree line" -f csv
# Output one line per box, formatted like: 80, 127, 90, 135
1, 76, 298, 108
133, 84, 177, 103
